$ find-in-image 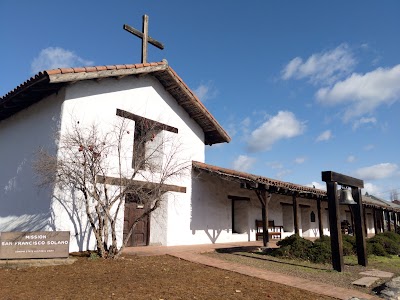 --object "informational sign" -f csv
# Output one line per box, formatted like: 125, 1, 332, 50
0, 231, 70, 259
